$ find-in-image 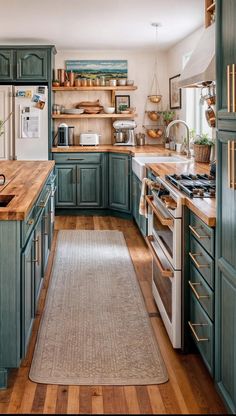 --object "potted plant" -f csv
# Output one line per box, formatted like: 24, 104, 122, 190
162, 110, 175, 126
193, 133, 214, 163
